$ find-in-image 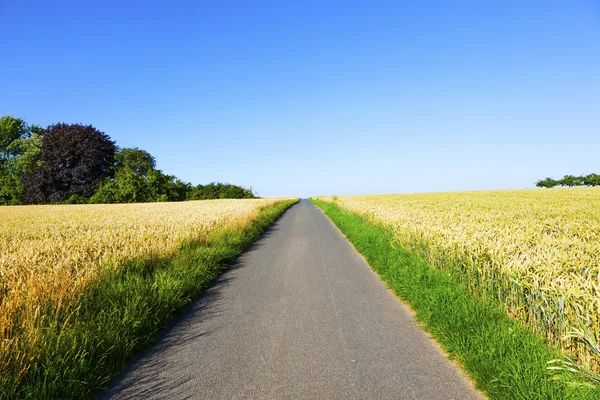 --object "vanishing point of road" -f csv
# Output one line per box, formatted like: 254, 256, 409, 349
101, 200, 484, 399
